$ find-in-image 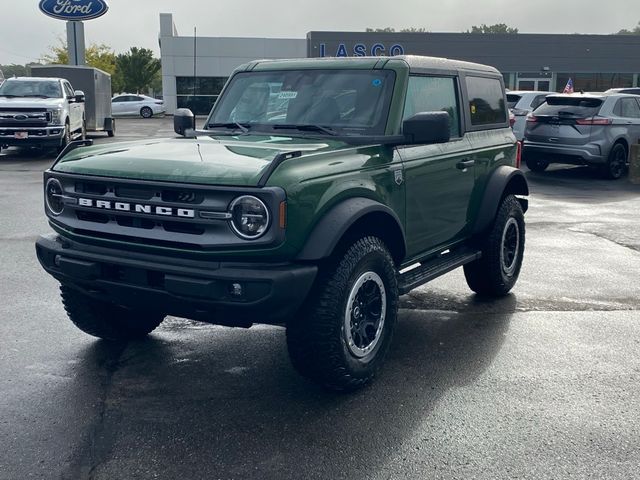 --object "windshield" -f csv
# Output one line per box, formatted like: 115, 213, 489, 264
208, 69, 396, 136
0, 79, 63, 98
